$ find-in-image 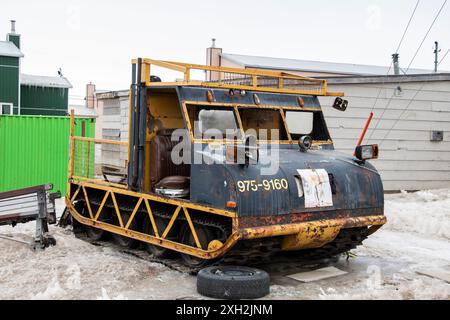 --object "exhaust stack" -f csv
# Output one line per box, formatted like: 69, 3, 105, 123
10, 20, 16, 33
206, 38, 222, 81
392, 53, 400, 75
7, 20, 20, 49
